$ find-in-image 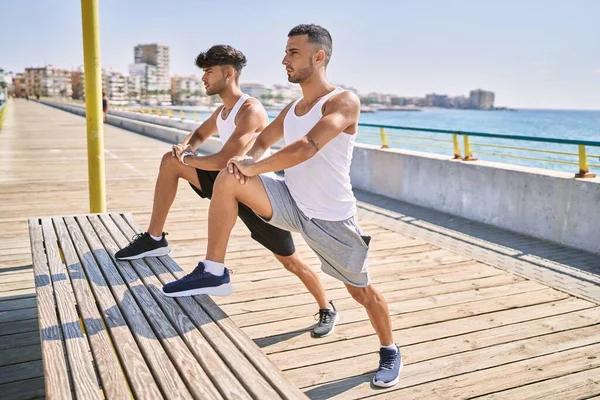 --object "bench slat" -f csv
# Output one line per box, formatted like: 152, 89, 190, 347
63, 216, 164, 399
106, 213, 264, 399
74, 215, 194, 399
28, 218, 72, 400
88, 214, 224, 400
53, 217, 131, 399
40, 218, 101, 400
123, 213, 308, 400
